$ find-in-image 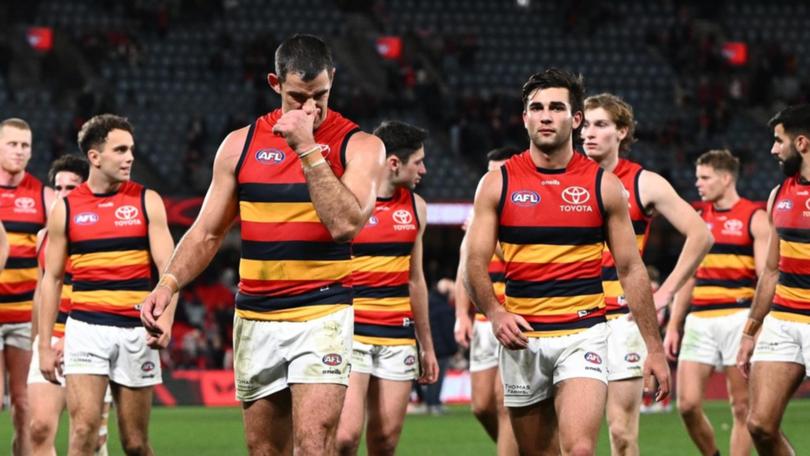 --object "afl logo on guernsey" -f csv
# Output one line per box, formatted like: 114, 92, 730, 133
14, 196, 37, 214
511, 190, 540, 206
367, 215, 379, 226
776, 199, 793, 211
74, 212, 99, 225
584, 352, 603, 365
255, 148, 285, 164
322, 353, 343, 366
